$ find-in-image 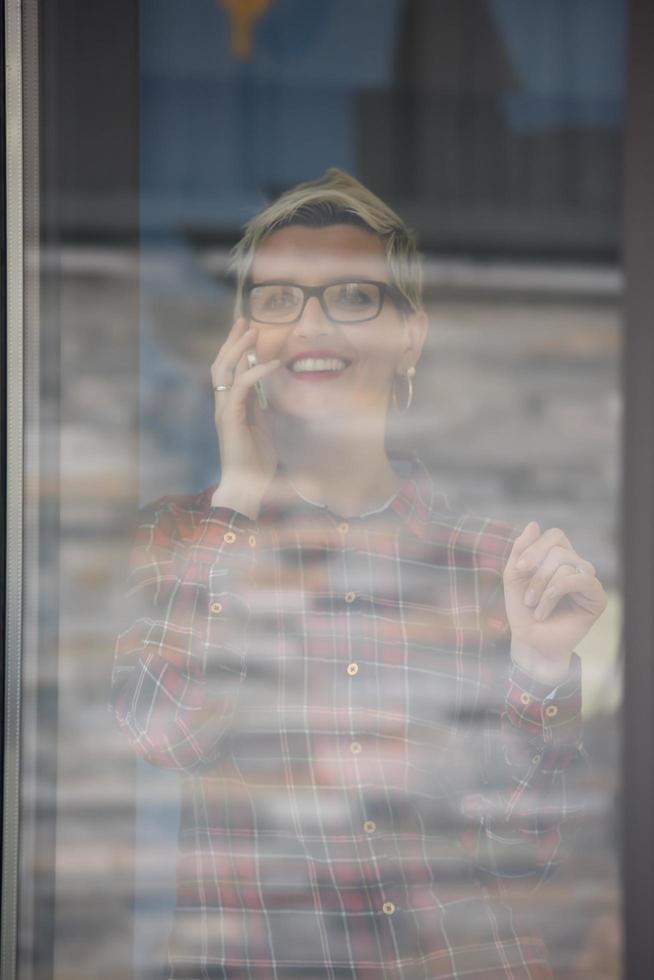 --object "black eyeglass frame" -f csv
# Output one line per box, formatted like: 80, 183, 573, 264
243, 278, 414, 324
